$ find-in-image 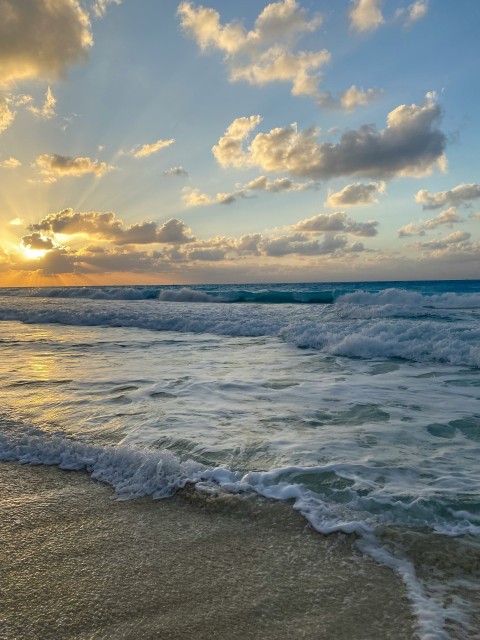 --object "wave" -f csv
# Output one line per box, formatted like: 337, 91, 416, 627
337, 288, 480, 310
1, 424, 478, 537
1, 425, 478, 639
160, 288, 337, 304
5, 286, 164, 301
0, 286, 337, 304
282, 319, 480, 367
0, 297, 479, 366
2, 285, 480, 311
